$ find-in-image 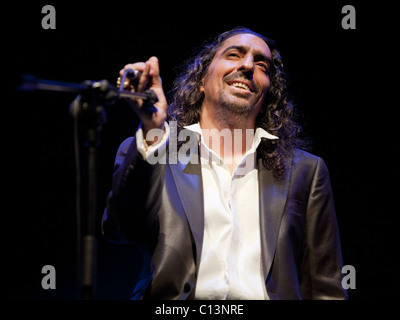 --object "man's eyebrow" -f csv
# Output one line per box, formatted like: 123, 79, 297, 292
221, 45, 247, 55
221, 45, 272, 65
